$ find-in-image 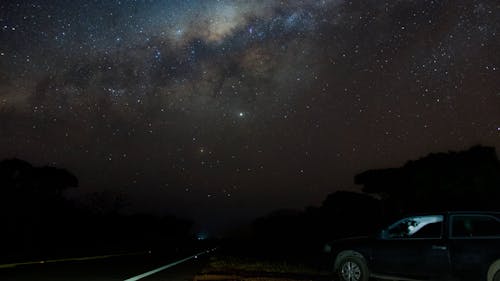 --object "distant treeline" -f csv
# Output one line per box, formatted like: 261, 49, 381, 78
0, 159, 193, 262
229, 145, 500, 259
3, 145, 499, 262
